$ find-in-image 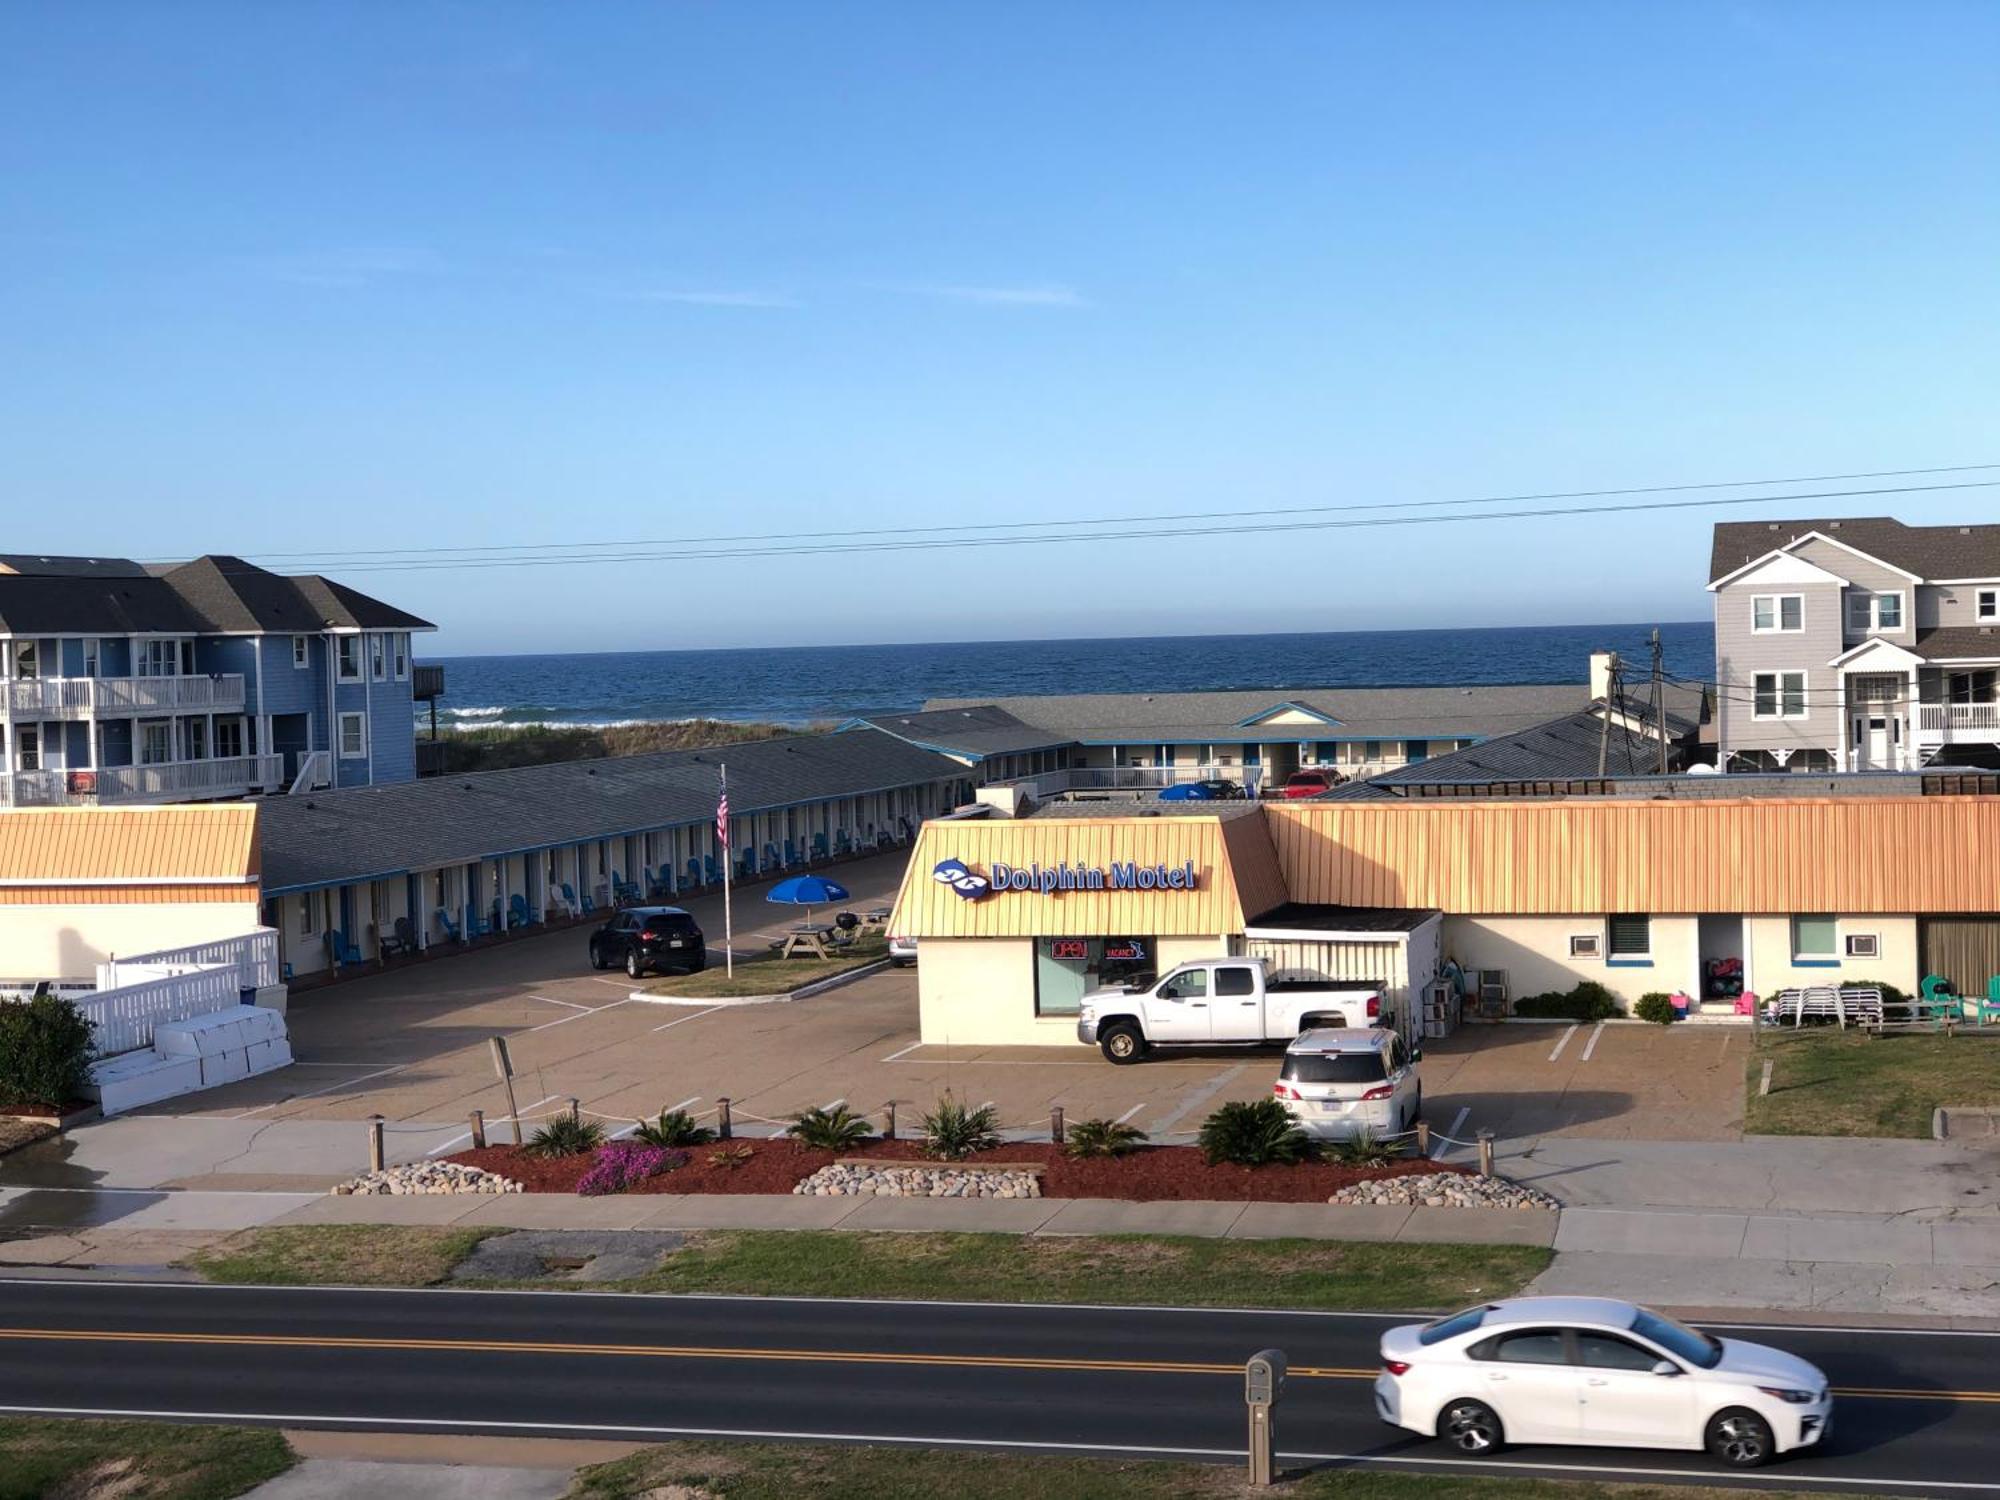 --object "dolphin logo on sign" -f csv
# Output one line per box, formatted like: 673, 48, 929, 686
932, 858, 991, 901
